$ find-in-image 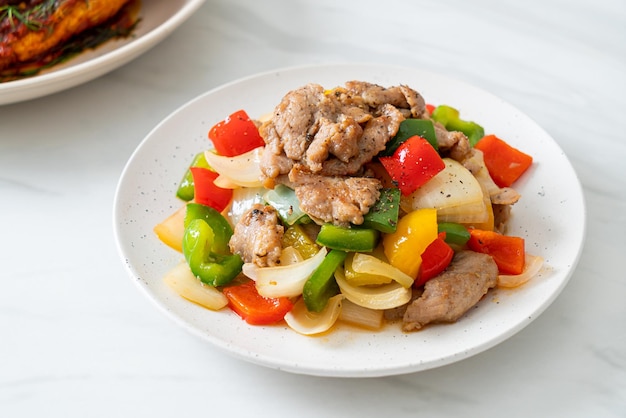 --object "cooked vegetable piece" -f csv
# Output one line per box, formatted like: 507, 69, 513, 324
474, 134, 533, 187
264, 184, 310, 225
334, 268, 412, 310
431, 105, 485, 146
208, 109, 265, 157
176, 152, 210, 201
467, 229, 525, 275
498, 254, 543, 288
183, 219, 244, 286
163, 262, 228, 310
222, 280, 293, 325
204, 148, 264, 188
437, 222, 471, 246
243, 247, 328, 298
401, 158, 488, 224
303, 250, 347, 312
282, 224, 319, 259
362, 188, 401, 233
154, 204, 186, 252
344, 252, 414, 288
416, 232, 454, 287
184, 203, 233, 254
316, 224, 380, 252
189, 167, 233, 212
379, 135, 445, 196
338, 299, 384, 330
224, 187, 266, 227
284, 295, 343, 335
383, 208, 438, 278
381, 118, 438, 156
182, 203, 242, 286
